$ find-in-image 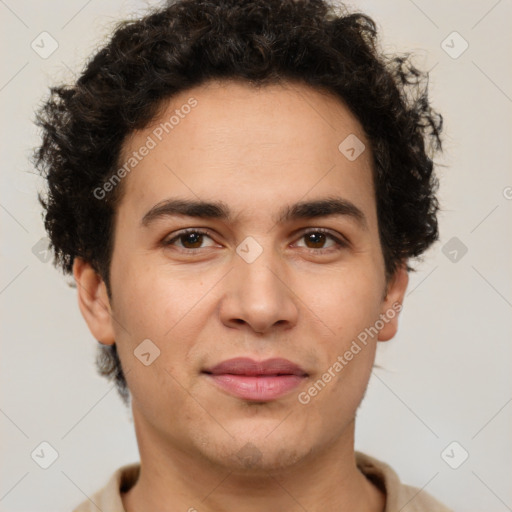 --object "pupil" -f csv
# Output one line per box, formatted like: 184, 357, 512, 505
307, 233, 325, 248
183, 233, 202, 248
